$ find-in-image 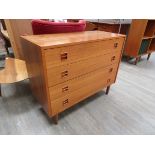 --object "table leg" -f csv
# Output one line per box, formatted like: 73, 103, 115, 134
106, 86, 110, 95
147, 53, 151, 60
52, 114, 59, 124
